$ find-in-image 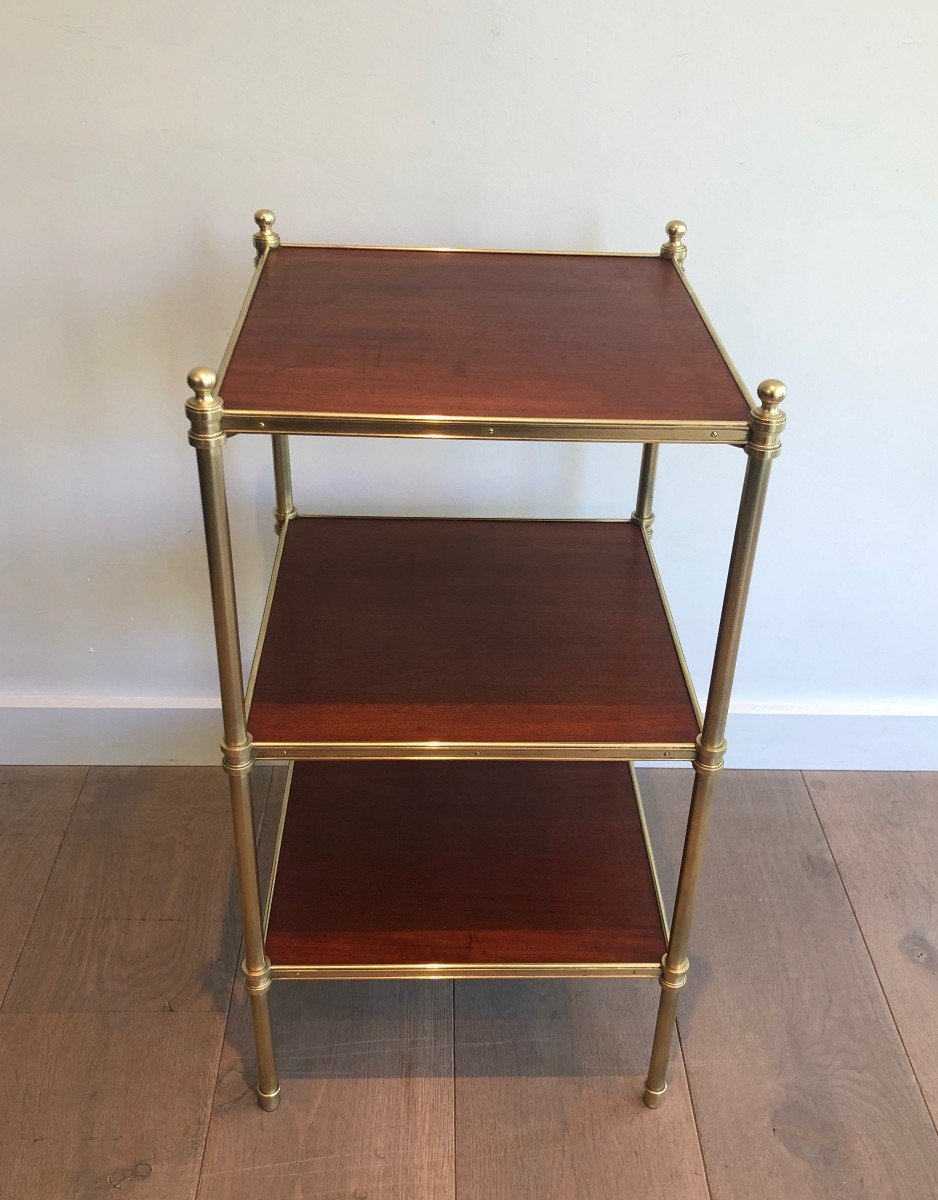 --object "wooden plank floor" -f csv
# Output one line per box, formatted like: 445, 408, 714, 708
2, 767, 937, 1197
804, 772, 938, 1128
